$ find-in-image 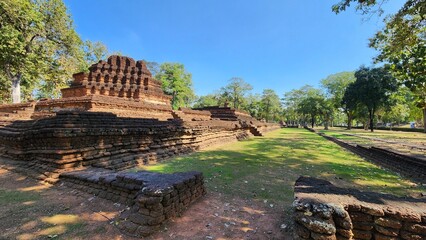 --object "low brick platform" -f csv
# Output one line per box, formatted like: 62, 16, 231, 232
60, 169, 206, 236
293, 176, 426, 240
311, 129, 426, 184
